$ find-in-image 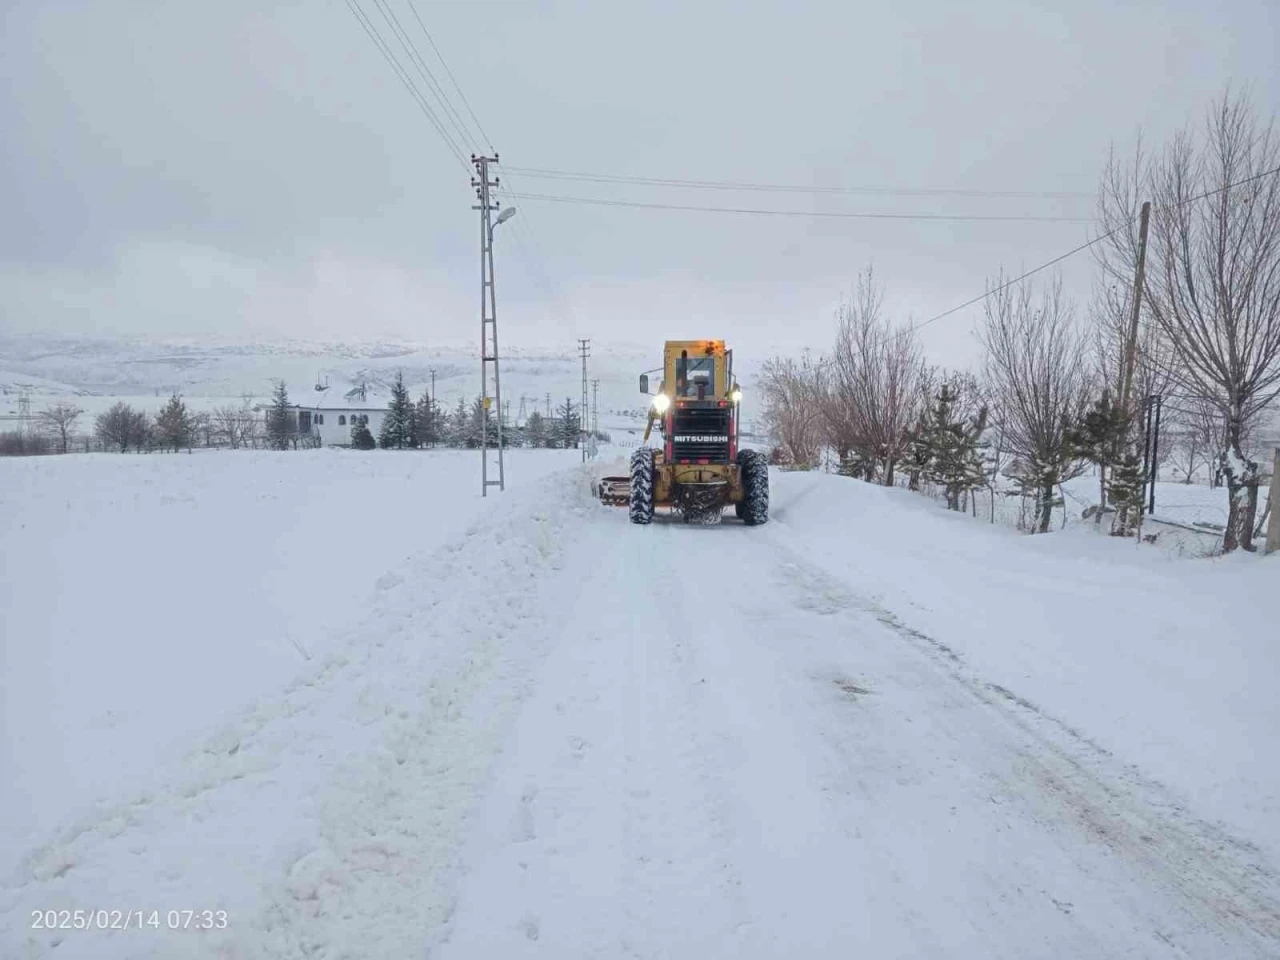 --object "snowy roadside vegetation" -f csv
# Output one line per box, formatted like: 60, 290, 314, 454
0, 370, 609, 457
758, 89, 1280, 558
